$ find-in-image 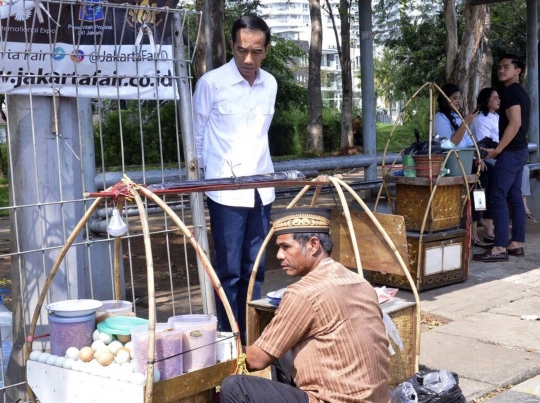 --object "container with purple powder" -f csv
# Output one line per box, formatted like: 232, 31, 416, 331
48, 312, 96, 356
